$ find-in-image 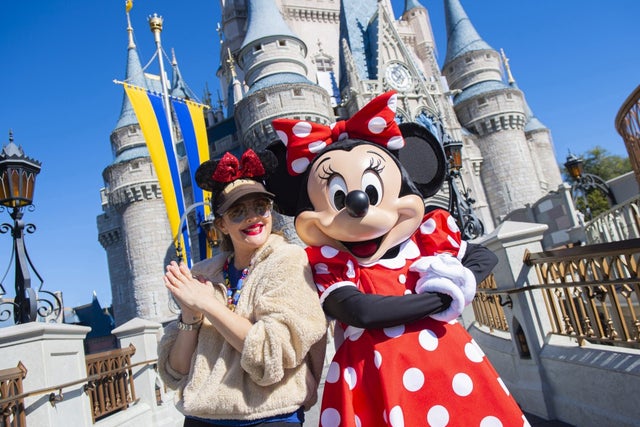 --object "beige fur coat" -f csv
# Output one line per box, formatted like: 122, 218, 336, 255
158, 234, 327, 420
